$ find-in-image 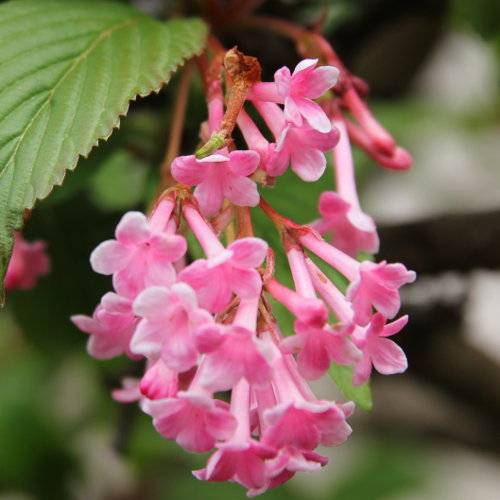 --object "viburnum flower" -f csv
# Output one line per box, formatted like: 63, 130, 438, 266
347, 261, 416, 326
179, 202, 268, 313
193, 379, 276, 492
260, 350, 353, 451
243, 101, 339, 181
5, 231, 50, 291
298, 229, 415, 326
71, 292, 137, 360
131, 283, 213, 372
312, 117, 379, 256
351, 313, 409, 385
90, 204, 186, 298
171, 150, 260, 216
195, 298, 273, 392
281, 321, 361, 380
249, 59, 339, 133
143, 388, 236, 453
313, 191, 378, 257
